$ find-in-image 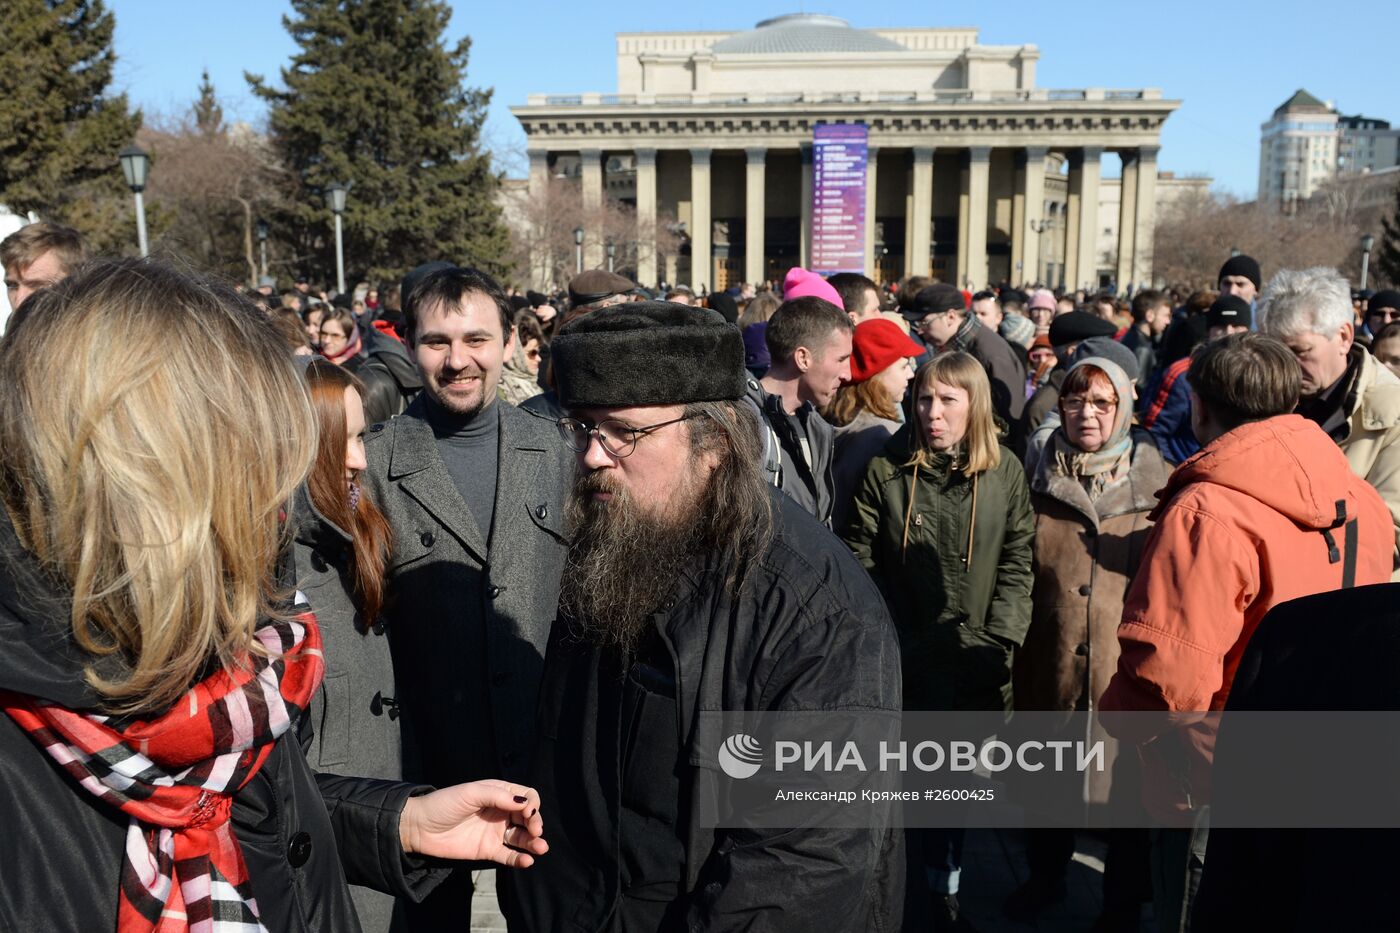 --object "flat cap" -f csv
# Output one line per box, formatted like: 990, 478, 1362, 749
1048, 310, 1118, 347
568, 268, 637, 307
552, 302, 747, 408
905, 284, 967, 321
